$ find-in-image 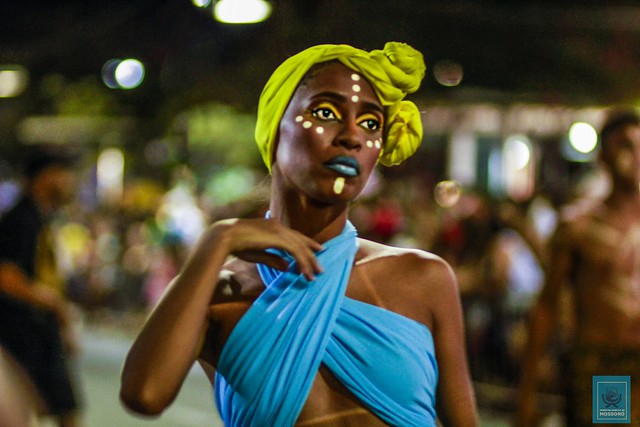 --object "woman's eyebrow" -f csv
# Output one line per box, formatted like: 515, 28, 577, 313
310, 91, 348, 103
360, 101, 384, 116
310, 92, 384, 115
